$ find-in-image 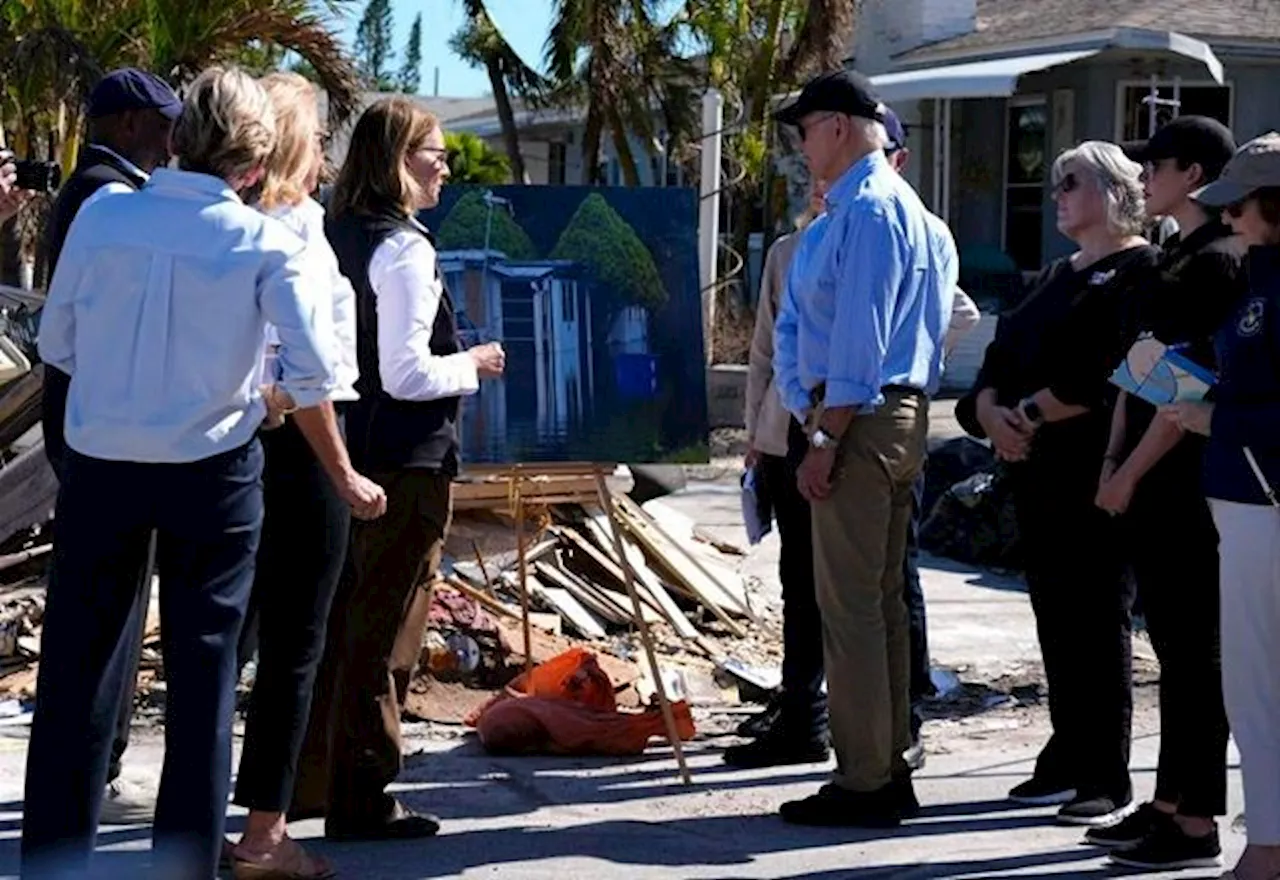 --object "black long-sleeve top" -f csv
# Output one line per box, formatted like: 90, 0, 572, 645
956, 244, 1161, 444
